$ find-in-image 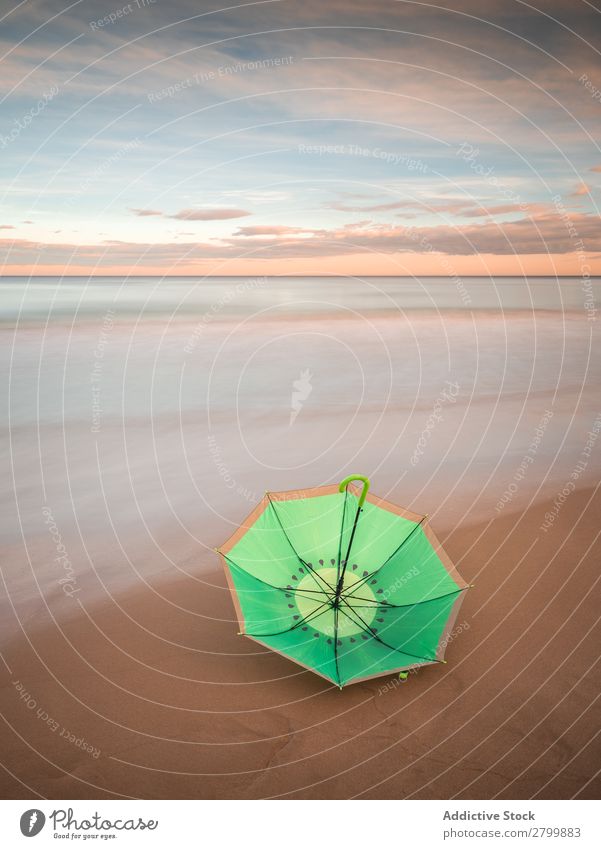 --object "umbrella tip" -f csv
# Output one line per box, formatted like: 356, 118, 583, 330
214, 547, 221, 553
442, 660, 448, 664
470, 583, 476, 588
237, 631, 244, 636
